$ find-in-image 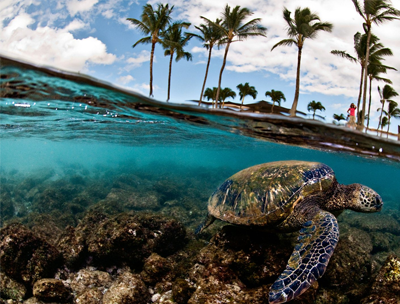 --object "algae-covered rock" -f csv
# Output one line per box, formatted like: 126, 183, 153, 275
0, 223, 62, 286
32, 279, 72, 303
68, 268, 113, 297
141, 253, 171, 285
86, 212, 186, 268
187, 225, 318, 304
0, 272, 27, 301
361, 255, 400, 303
102, 271, 149, 304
